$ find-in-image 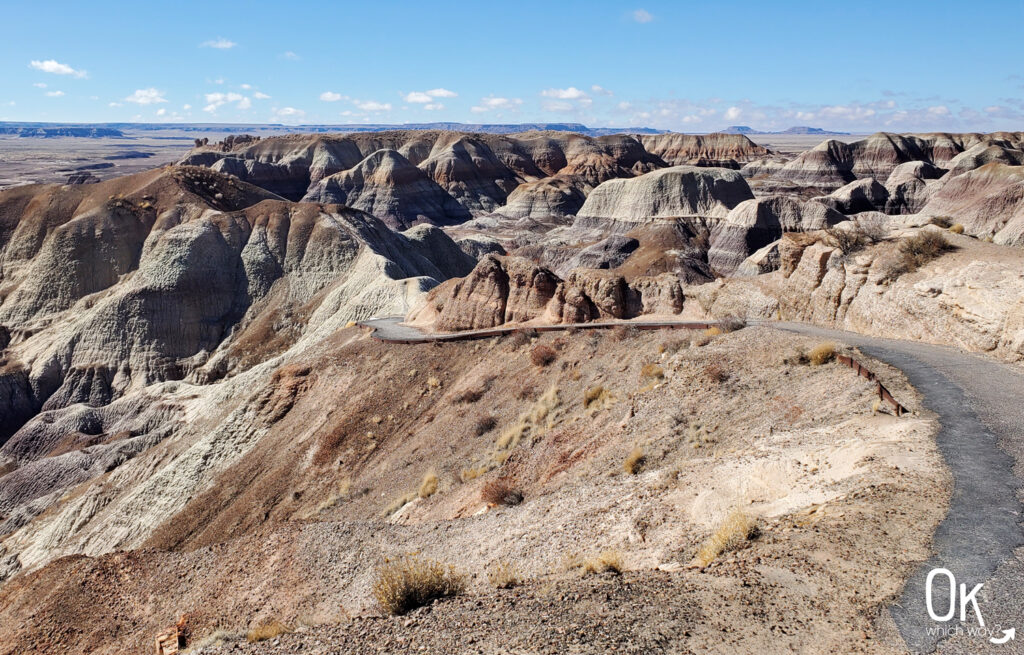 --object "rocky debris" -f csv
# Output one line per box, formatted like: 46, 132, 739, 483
553, 235, 639, 277
815, 178, 889, 215
707, 196, 844, 275
408, 254, 684, 330
574, 166, 754, 231
302, 149, 471, 229
919, 163, 1024, 245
